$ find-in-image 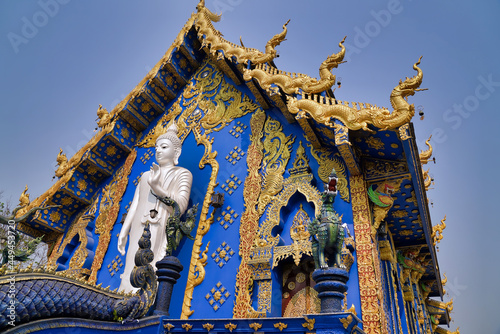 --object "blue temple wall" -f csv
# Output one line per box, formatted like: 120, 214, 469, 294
51, 59, 363, 322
